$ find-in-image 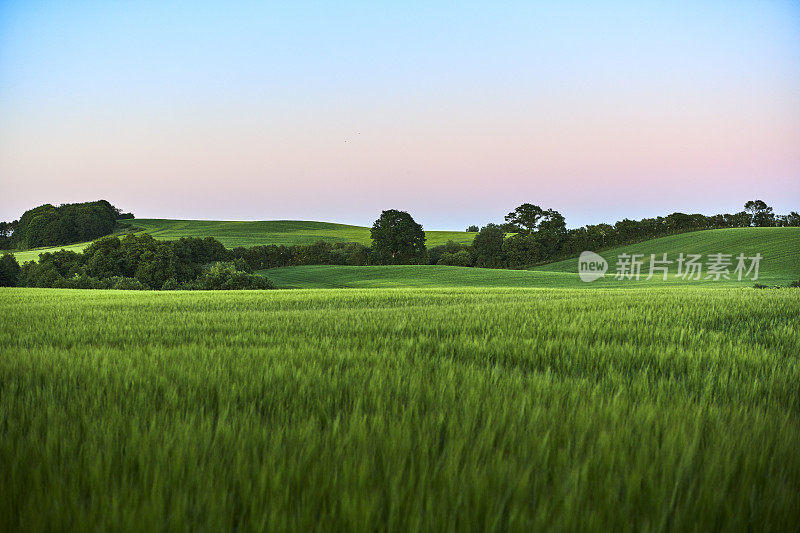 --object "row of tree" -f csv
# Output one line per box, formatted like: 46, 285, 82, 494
0, 200, 133, 250
389, 200, 799, 270
1, 200, 796, 289
0, 234, 273, 289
